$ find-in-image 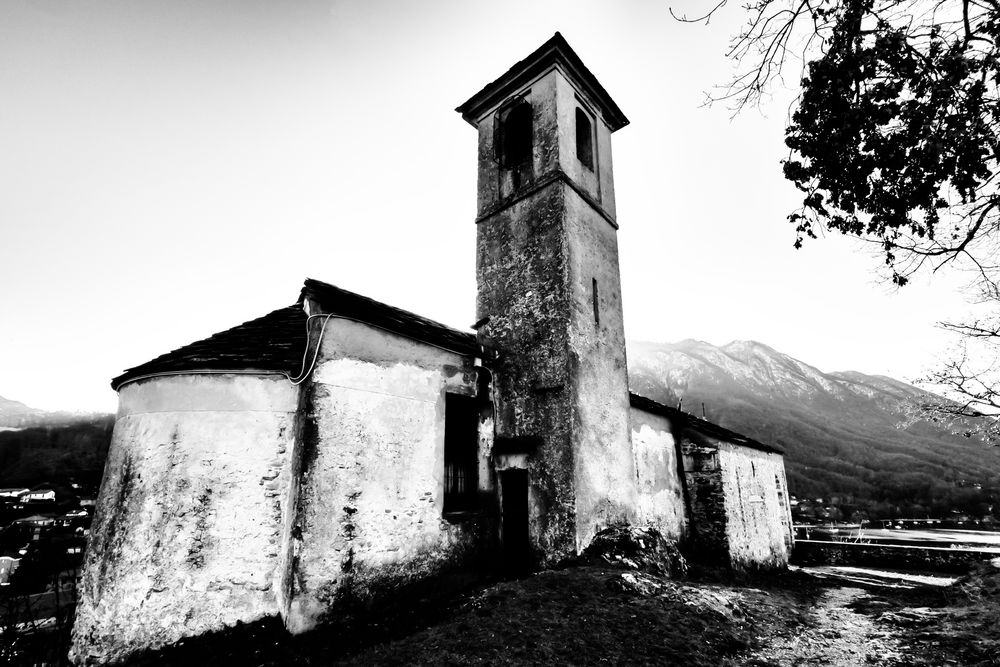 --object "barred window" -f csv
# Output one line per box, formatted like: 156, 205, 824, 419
495, 97, 533, 169
444, 393, 479, 512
